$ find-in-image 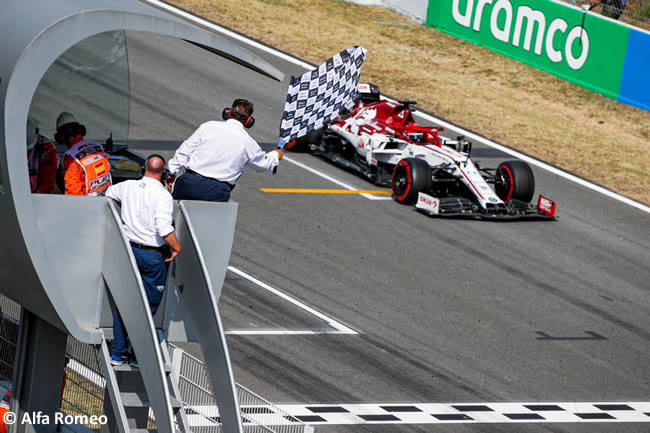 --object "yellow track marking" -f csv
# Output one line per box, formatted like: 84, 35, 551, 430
260, 188, 391, 195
